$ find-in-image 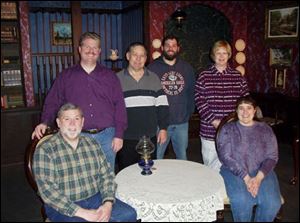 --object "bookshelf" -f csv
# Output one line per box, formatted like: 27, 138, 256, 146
1, 1, 25, 109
